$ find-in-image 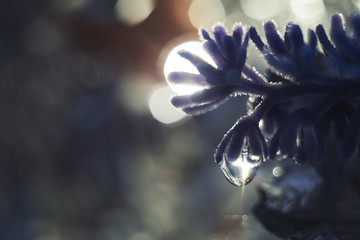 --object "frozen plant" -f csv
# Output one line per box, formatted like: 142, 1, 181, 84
166, 13, 360, 187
